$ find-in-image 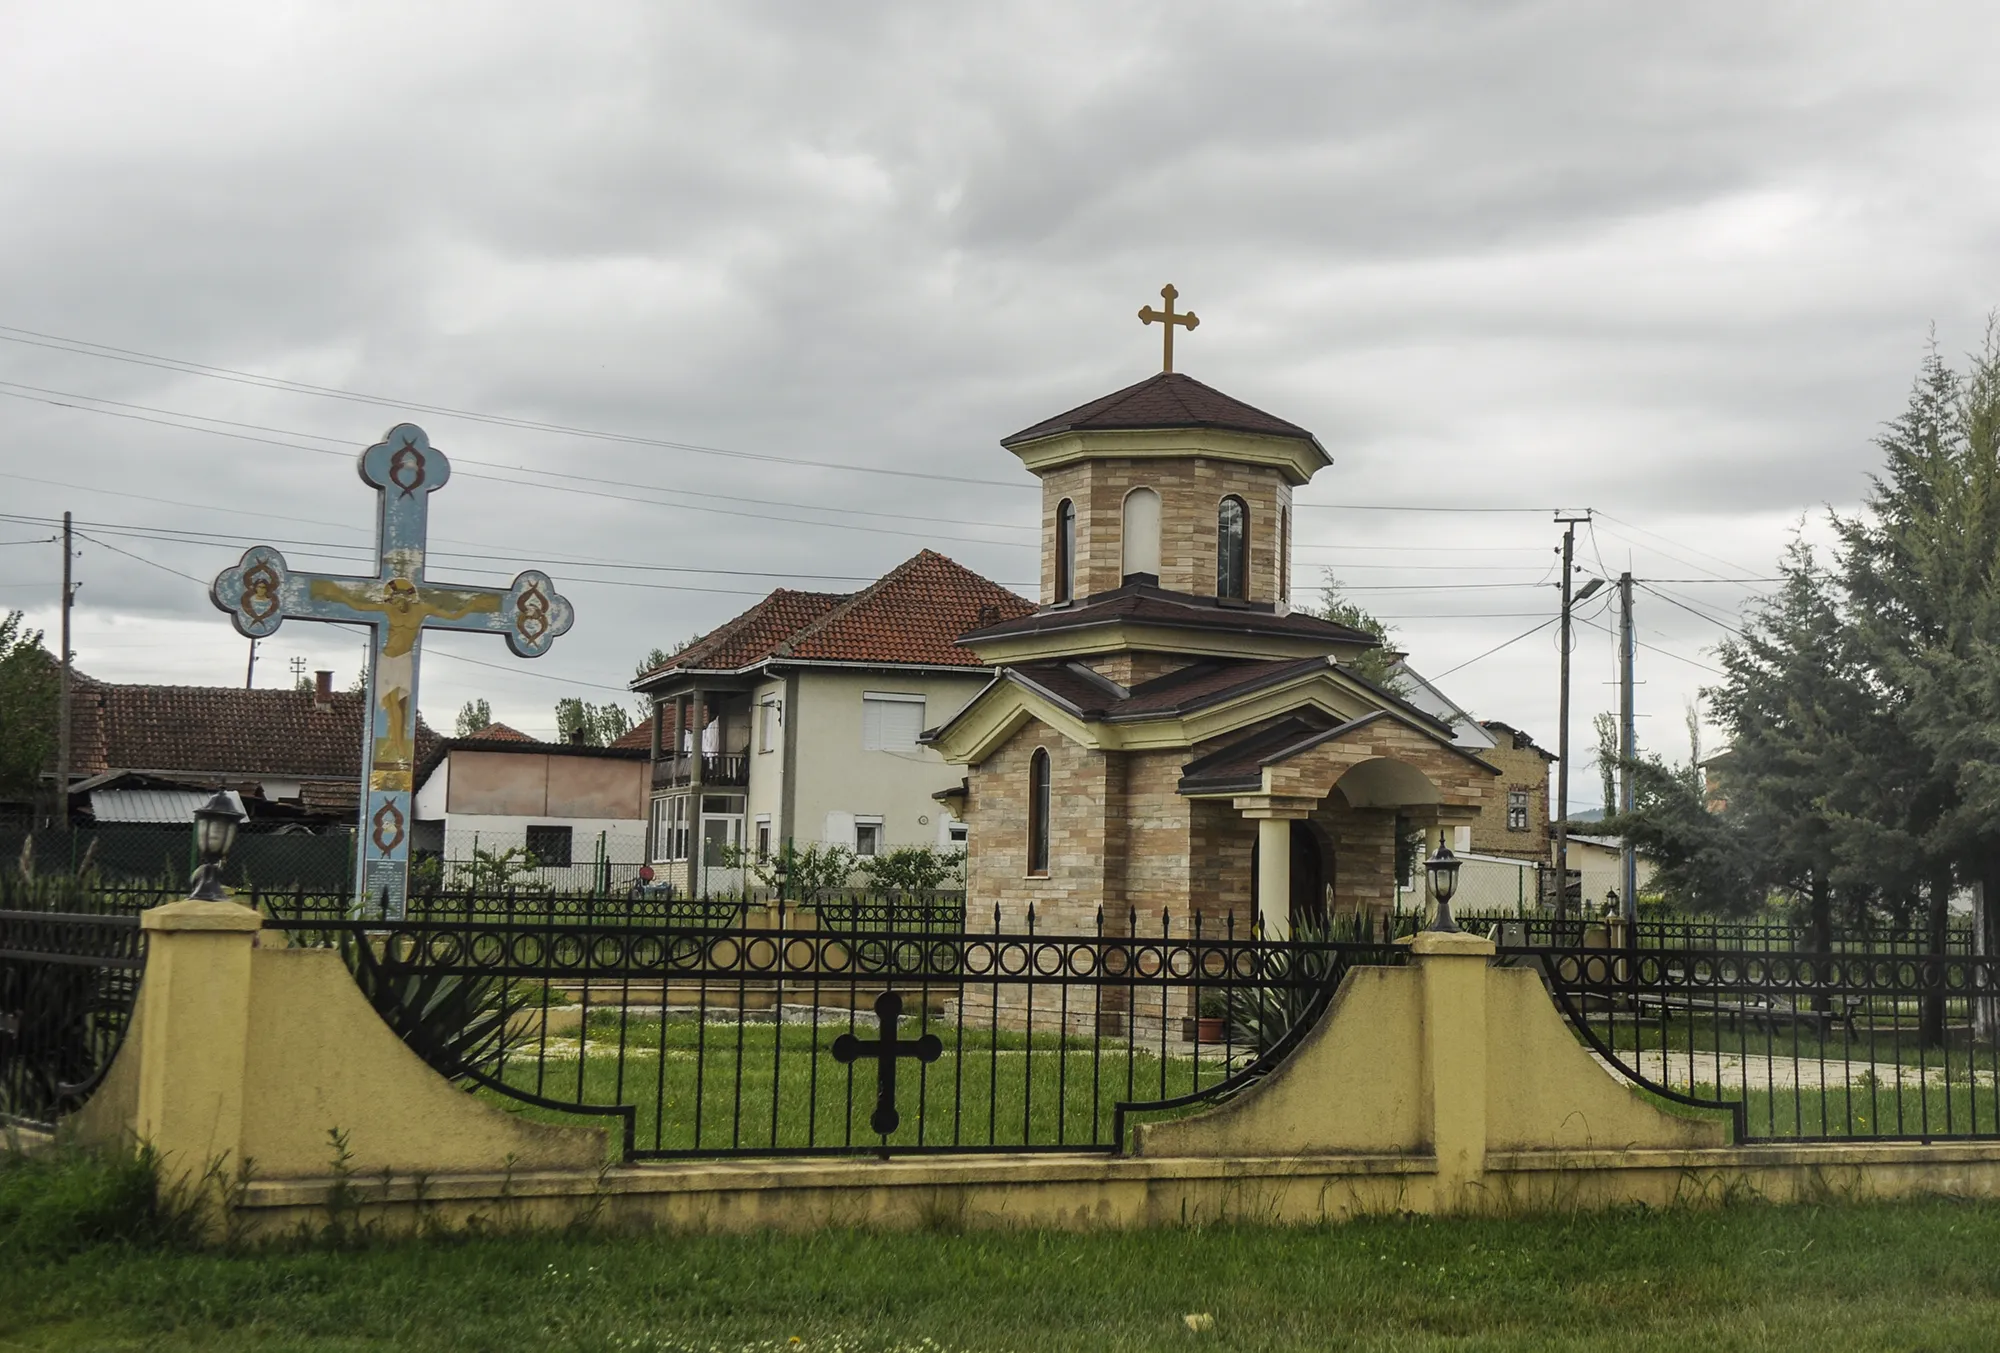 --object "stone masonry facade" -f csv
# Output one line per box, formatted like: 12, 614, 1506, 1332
1039, 457, 1293, 605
